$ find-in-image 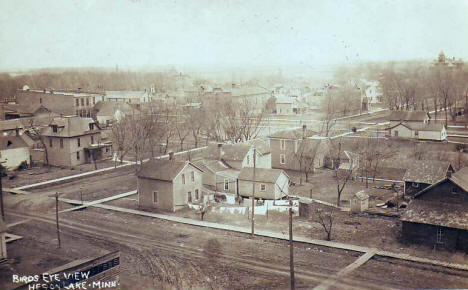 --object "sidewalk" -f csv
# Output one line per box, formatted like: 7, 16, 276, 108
58, 197, 468, 272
